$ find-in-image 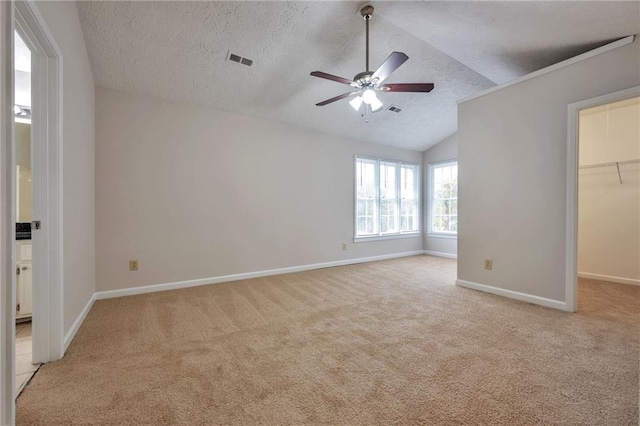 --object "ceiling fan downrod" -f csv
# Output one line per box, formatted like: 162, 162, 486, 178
361, 5, 374, 73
